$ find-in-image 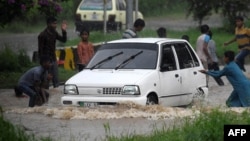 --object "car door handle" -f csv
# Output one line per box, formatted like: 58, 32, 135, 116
193, 71, 197, 75
175, 74, 179, 77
